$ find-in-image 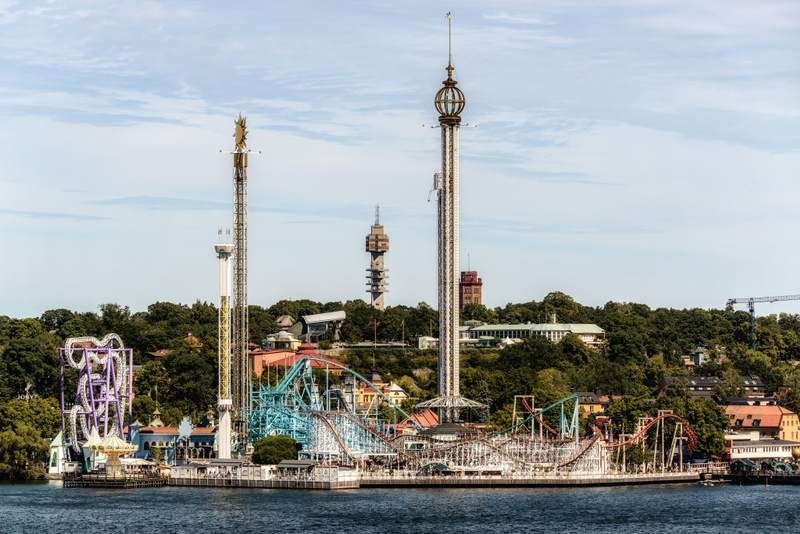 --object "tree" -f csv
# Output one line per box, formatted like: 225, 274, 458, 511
0, 335, 59, 400
0, 423, 48, 480
39, 309, 75, 333
462, 303, 495, 323
251, 435, 299, 465
714, 367, 744, 401
496, 336, 561, 372
0, 397, 61, 438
